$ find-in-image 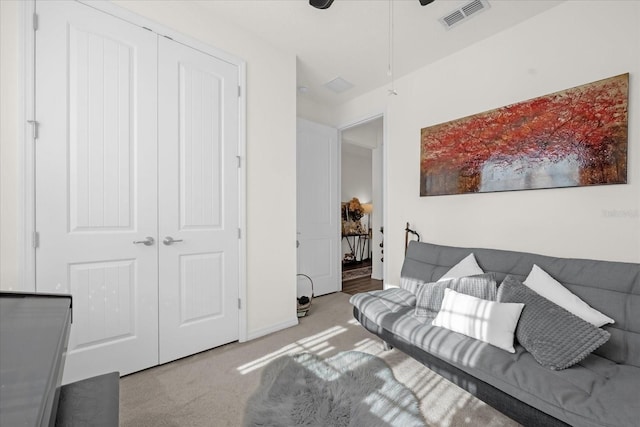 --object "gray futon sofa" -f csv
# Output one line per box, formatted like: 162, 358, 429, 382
350, 241, 640, 427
